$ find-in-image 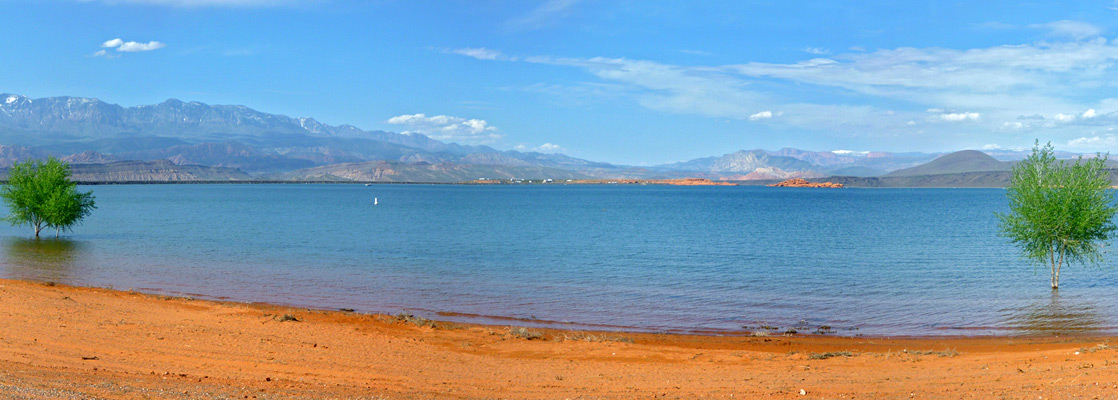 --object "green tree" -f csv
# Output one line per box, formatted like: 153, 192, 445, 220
1, 157, 96, 237
998, 141, 1118, 289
